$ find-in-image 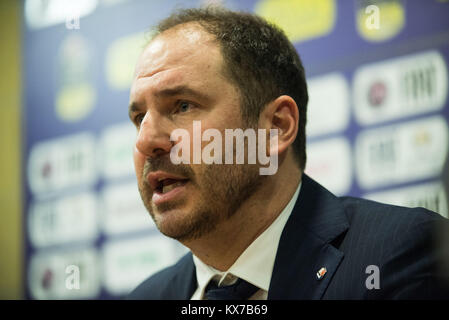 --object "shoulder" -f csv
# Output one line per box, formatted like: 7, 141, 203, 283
340, 196, 446, 230
338, 196, 447, 256
336, 197, 449, 298
126, 252, 195, 300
